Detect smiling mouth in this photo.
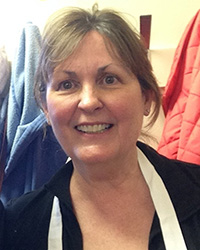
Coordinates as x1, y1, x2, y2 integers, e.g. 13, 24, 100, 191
75, 124, 113, 133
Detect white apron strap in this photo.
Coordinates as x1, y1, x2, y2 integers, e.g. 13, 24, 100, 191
48, 158, 71, 250
48, 196, 63, 250
137, 147, 187, 250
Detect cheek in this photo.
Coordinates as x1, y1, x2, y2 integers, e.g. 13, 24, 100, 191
46, 95, 72, 126
115, 92, 144, 120
115, 92, 145, 141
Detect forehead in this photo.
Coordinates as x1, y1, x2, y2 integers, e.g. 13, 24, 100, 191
53, 31, 122, 72
71, 31, 116, 59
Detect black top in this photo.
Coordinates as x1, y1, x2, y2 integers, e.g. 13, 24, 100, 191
3, 141, 200, 249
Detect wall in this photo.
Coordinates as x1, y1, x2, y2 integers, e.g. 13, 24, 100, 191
0, 0, 199, 147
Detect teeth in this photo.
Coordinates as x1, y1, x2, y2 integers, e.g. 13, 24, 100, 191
76, 124, 111, 133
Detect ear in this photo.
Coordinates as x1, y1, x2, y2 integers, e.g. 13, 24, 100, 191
45, 111, 51, 125
143, 89, 153, 116
42, 103, 51, 125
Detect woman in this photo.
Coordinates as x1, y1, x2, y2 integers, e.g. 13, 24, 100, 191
4, 4, 200, 250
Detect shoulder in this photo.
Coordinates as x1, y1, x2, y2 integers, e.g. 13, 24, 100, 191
137, 141, 200, 218
137, 141, 200, 179
137, 141, 200, 195
4, 187, 54, 250
5, 186, 53, 218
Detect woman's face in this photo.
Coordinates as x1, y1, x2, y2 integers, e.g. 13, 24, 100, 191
44, 31, 152, 166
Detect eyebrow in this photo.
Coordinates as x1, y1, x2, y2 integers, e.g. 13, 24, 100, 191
62, 64, 112, 77
97, 64, 112, 74
62, 70, 77, 77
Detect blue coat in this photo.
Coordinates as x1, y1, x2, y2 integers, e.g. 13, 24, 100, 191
0, 22, 67, 204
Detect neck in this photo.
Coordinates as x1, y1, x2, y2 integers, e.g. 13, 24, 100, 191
70, 154, 150, 206
70, 156, 154, 222
71, 148, 139, 189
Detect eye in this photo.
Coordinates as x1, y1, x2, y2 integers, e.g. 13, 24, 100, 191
104, 75, 115, 84
61, 80, 73, 89
101, 74, 120, 86
58, 79, 79, 91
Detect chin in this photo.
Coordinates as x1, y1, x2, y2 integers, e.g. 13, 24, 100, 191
73, 148, 116, 166
79, 154, 110, 164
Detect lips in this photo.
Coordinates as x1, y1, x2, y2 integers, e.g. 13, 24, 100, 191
75, 124, 112, 133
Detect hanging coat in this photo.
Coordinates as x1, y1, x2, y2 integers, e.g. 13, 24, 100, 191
0, 22, 67, 204
157, 10, 200, 165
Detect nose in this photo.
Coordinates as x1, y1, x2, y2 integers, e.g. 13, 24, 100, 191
78, 85, 103, 113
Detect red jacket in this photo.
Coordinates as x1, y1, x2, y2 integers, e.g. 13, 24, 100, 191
157, 10, 200, 164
